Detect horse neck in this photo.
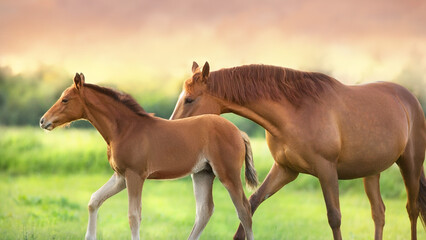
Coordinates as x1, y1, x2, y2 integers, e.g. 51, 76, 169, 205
220, 98, 293, 138
81, 88, 141, 144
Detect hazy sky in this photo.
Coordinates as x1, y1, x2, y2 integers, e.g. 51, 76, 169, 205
1, 0, 425, 86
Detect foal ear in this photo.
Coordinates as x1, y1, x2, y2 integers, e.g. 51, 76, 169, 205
202, 62, 210, 80
192, 61, 200, 73
74, 72, 85, 89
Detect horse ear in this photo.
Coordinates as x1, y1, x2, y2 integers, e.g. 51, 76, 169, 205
74, 72, 85, 89
202, 62, 210, 80
192, 61, 200, 73
79, 73, 85, 84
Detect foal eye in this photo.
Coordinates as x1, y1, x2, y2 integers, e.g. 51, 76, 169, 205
184, 98, 194, 104
61, 98, 69, 103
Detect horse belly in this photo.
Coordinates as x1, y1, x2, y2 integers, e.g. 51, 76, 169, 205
337, 155, 397, 179
336, 85, 409, 179
337, 132, 405, 179
147, 151, 204, 179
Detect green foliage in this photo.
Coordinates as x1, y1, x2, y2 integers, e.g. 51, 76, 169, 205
0, 66, 69, 126
0, 127, 109, 175
223, 113, 265, 137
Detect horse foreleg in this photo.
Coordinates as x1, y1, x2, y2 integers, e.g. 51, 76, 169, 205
125, 170, 145, 240
317, 160, 342, 240
364, 174, 385, 240
188, 170, 215, 240
85, 172, 126, 240
233, 163, 298, 240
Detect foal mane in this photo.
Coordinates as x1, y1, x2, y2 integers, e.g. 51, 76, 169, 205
84, 83, 149, 117
200, 65, 336, 105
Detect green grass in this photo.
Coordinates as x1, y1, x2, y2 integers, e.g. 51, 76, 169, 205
1, 174, 424, 240
0, 126, 425, 239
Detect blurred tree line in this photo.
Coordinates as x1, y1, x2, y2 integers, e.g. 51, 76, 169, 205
0, 66, 265, 137
0, 66, 68, 126
1, 65, 424, 138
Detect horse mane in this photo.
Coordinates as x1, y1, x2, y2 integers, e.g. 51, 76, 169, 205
199, 65, 336, 105
84, 83, 149, 117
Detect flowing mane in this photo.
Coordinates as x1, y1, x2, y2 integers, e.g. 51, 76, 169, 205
199, 65, 337, 105
84, 83, 149, 117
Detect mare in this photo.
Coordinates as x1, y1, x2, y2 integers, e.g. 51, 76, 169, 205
170, 62, 426, 240
40, 73, 259, 240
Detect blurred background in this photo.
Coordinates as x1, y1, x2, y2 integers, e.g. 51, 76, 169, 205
1, 0, 425, 134
1, 0, 426, 239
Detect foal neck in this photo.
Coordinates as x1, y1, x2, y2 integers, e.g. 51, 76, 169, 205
82, 87, 150, 144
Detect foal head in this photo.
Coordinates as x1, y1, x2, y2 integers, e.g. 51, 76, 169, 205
170, 61, 222, 119
40, 73, 86, 130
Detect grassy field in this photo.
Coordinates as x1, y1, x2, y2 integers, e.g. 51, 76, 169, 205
0, 126, 425, 239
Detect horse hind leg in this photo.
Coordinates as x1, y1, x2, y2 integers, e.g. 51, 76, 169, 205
188, 170, 215, 240
363, 174, 385, 240
396, 138, 425, 240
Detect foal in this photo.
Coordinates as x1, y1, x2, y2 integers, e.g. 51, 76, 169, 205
40, 73, 258, 240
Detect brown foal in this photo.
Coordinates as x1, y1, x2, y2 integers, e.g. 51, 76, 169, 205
171, 62, 426, 240
40, 73, 259, 240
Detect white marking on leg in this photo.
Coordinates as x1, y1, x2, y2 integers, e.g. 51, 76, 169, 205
126, 171, 144, 240
188, 171, 215, 240
85, 173, 126, 240
191, 157, 209, 174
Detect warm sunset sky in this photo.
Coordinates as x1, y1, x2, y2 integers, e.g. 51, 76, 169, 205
1, 0, 425, 90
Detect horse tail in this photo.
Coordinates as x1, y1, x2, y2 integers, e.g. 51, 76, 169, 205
418, 167, 426, 227
240, 131, 259, 190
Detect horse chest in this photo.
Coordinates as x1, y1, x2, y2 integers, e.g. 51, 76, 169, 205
267, 134, 315, 174
107, 146, 132, 175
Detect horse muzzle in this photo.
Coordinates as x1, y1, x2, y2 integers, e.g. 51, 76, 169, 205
39, 117, 53, 130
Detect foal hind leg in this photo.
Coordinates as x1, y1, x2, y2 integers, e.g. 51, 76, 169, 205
364, 174, 385, 240
85, 172, 126, 240
233, 163, 298, 240
397, 141, 424, 240
188, 170, 215, 240
219, 170, 254, 240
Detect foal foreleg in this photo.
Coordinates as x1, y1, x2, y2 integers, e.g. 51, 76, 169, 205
364, 174, 385, 240
85, 172, 126, 240
125, 170, 145, 240
188, 171, 215, 240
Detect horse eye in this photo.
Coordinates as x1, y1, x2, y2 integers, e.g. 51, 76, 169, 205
61, 98, 69, 103
184, 98, 194, 104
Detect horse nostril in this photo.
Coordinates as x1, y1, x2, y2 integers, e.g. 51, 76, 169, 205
40, 117, 44, 125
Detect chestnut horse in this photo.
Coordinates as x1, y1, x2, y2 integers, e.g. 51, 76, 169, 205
40, 73, 259, 240
170, 62, 426, 240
